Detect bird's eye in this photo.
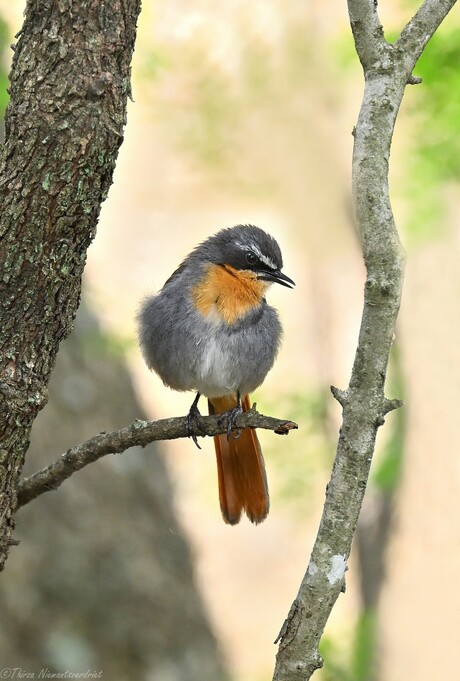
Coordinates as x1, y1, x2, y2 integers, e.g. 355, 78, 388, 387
245, 252, 258, 266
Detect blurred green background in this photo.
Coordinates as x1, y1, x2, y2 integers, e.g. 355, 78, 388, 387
1, 2, 459, 681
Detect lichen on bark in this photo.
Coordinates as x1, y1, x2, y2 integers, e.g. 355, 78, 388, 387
0, 0, 142, 571
272, 1, 457, 679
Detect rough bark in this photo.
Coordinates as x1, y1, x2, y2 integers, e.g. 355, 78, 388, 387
0, 0, 141, 570
272, 1, 457, 679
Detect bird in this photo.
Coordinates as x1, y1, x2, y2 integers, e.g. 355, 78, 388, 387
137, 224, 294, 525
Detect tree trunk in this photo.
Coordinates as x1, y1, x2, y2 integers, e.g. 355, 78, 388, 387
0, 0, 141, 570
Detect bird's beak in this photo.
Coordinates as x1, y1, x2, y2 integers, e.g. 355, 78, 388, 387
257, 269, 295, 288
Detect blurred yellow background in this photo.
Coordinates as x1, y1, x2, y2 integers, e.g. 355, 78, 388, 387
2, 2, 460, 680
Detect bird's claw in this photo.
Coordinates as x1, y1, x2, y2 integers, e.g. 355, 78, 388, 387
218, 404, 243, 442
186, 403, 203, 450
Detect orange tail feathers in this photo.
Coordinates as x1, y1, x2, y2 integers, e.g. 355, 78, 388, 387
208, 394, 269, 525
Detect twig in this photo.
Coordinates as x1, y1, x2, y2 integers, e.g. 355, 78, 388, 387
17, 409, 297, 509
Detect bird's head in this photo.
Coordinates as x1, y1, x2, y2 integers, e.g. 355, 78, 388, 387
199, 224, 295, 289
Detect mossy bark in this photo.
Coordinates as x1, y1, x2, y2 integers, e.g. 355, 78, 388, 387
0, 0, 141, 571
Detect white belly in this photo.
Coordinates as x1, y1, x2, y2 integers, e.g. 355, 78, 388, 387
195, 336, 236, 398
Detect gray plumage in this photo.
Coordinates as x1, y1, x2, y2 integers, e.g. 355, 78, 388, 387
137, 225, 289, 399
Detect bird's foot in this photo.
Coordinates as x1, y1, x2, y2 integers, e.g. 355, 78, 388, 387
218, 403, 243, 442
187, 395, 203, 450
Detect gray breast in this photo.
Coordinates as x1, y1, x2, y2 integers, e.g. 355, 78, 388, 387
193, 304, 282, 397
137, 281, 282, 398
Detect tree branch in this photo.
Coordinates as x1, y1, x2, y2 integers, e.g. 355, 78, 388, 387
17, 410, 298, 509
272, 1, 457, 678
397, 0, 458, 65
347, 0, 385, 69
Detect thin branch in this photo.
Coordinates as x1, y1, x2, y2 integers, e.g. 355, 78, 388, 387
17, 410, 297, 509
347, 0, 385, 68
272, 0, 457, 678
397, 0, 458, 66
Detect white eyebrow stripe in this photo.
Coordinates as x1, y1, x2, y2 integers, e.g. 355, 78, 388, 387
235, 240, 278, 271
258, 252, 278, 270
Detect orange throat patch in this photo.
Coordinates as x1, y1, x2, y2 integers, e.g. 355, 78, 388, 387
192, 263, 268, 324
